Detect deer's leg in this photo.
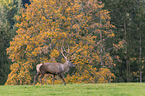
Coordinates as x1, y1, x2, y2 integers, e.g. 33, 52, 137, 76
45, 76, 47, 84
33, 72, 40, 85
52, 75, 55, 85
52, 74, 56, 85
44, 74, 49, 84
58, 73, 66, 85
40, 74, 44, 85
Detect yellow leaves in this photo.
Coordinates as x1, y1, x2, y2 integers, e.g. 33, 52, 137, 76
101, 10, 110, 20
92, 53, 100, 62
10, 63, 19, 70
76, 47, 83, 53
5, 61, 33, 85
58, 32, 67, 39
66, 7, 72, 12
75, 14, 83, 19
96, 68, 115, 83
42, 16, 46, 20
67, 17, 72, 21
50, 49, 59, 58
72, 24, 80, 29
60, 16, 66, 20
82, 50, 88, 56
113, 40, 125, 50
91, 23, 101, 28
15, 22, 20, 27
107, 33, 115, 38
118, 40, 125, 48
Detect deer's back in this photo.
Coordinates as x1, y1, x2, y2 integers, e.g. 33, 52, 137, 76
41, 62, 64, 74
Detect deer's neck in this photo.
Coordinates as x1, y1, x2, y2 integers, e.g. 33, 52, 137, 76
63, 61, 69, 72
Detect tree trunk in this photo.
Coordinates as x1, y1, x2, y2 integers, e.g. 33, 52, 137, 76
124, 20, 129, 82
99, 8, 103, 67
140, 31, 142, 83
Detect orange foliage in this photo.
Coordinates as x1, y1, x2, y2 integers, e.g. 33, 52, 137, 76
5, 0, 121, 85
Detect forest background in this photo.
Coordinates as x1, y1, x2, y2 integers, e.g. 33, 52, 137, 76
0, 0, 145, 85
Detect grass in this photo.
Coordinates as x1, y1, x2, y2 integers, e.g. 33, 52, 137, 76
0, 83, 145, 96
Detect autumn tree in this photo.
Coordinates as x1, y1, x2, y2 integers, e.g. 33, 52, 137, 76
5, 0, 121, 85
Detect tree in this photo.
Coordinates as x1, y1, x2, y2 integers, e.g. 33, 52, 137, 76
5, 0, 121, 85
0, 4, 11, 85
0, 0, 23, 85
102, 0, 145, 82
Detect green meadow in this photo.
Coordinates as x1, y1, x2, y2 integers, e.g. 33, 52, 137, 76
0, 83, 145, 96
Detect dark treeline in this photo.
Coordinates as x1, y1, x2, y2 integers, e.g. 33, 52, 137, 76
0, 0, 30, 84
102, 0, 145, 82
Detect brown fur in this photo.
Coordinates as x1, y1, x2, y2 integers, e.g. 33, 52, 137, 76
33, 60, 75, 85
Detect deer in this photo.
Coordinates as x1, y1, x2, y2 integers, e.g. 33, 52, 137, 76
33, 45, 75, 85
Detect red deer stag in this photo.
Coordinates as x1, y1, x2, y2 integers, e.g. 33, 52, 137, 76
33, 45, 75, 85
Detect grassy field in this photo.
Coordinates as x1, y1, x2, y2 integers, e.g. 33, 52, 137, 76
0, 83, 145, 96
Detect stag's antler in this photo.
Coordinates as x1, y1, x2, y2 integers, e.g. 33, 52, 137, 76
61, 44, 70, 60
